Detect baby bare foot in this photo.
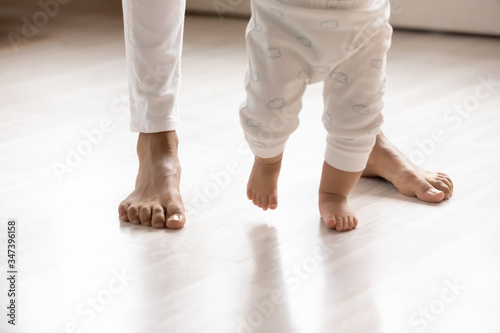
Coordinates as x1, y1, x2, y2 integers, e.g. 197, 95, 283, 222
319, 162, 362, 231
247, 153, 282, 210
118, 131, 185, 229
363, 132, 454, 202
319, 194, 358, 231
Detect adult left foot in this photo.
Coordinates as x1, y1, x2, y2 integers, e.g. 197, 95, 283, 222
363, 132, 454, 203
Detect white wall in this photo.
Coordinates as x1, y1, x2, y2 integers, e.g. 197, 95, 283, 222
187, 0, 500, 36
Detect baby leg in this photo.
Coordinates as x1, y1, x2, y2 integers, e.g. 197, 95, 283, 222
241, 73, 307, 210
240, 7, 308, 210
320, 14, 393, 231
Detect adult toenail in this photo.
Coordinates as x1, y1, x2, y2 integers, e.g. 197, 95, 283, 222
167, 214, 182, 222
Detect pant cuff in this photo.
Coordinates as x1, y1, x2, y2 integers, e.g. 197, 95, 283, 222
130, 118, 180, 133
249, 144, 286, 160
324, 144, 372, 172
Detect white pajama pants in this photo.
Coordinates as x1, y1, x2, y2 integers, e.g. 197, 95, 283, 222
122, 0, 185, 133
240, 0, 393, 172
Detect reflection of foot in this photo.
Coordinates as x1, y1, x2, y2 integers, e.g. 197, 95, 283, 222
363, 132, 454, 203
118, 131, 185, 229
319, 162, 361, 232
246, 153, 282, 210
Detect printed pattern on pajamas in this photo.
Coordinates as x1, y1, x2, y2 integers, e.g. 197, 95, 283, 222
240, 0, 393, 172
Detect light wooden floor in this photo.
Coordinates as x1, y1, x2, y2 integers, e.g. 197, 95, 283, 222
1, 1, 500, 333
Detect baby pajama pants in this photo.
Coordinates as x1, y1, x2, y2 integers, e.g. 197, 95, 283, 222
122, 0, 185, 133
240, 0, 393, 172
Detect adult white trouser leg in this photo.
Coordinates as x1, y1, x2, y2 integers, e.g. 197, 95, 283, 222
122, 0, 186, 133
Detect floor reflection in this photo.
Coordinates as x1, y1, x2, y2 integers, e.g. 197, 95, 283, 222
243, 224, 299, 333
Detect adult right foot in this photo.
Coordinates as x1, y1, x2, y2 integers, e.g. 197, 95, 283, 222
118, 131, 185, 229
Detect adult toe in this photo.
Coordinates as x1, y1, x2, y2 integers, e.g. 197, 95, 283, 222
139, 206, 152, 226
151, 205, 166, 229
415, 181, 445, 203
165, 195, 185, 229
127, 204, 141, 224
118, 202, 130, 222
437, 175, 454, 196
430, 179, 452, 199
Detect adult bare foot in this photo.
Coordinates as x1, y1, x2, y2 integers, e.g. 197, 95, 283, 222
118, 131, 185, 229
363, 132, 454, 203
247, 153, 282, 210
